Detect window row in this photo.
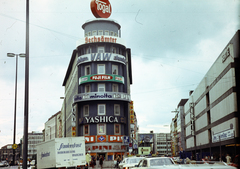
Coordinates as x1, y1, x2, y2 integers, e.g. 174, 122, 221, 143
84, 123, 121, 135
85, 30, 118, 37
85, 83, 119, 93
83, 104, 120, 116
85, 64, 118, 75
79, 46, 125, 56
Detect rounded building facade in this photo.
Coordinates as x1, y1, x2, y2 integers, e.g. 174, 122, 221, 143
72, 19, 132, 159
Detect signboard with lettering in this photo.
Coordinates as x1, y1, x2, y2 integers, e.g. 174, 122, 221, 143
79, 74, 124, 85
74, 92, 131, 103
77, 53, 126, 65
79, 115, 126, 124
77, 36, 126, 46
85, 143, 126, 153
212, 129, 234, 143
85, 135, 123, 143
91, 0, 112, 18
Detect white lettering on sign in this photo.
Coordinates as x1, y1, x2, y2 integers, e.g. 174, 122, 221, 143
109, 135, 122, 142
85, 116, 119, 123
95, 0, 111, 14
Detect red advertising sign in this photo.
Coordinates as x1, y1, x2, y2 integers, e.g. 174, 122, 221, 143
85, 136, 96, 143
90, 0, 112, 18
108, 135, 123, 142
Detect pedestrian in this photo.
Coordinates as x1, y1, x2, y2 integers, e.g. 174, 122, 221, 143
148, 151, 153, 157
86, 152, 91, 167
179, 147, 186, 164
226, 154, 231, 164
99, 155, 104, 169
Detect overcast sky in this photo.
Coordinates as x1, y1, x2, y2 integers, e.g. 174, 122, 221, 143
0, 0, 239, 147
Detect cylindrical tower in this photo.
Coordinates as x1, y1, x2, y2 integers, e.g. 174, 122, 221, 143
73, 18, 132, 159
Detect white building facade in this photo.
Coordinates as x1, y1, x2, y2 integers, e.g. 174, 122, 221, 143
184, 30, 240, 160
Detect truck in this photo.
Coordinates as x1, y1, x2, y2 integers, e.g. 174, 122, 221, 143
37, 137, 86, 169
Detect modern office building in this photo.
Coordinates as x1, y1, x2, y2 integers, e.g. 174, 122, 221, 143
20, 131, 43, 160
184, 30, 240, 160
155, 133, 172, 156
61, 2, 133, 159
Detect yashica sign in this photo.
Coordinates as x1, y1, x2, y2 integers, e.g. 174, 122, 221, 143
91, 0, 112, 18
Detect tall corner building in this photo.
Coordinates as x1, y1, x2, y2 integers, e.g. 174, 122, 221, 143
62, 17, 133, 159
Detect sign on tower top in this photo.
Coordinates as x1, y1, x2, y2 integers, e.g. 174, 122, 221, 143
90, 0, 112, 18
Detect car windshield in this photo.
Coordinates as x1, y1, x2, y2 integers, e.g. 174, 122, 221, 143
149, 158, 174, 166
129, 158, 142, 164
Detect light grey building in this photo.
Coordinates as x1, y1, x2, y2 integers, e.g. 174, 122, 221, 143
184, 30, 240, 160
155, 133, 172, 156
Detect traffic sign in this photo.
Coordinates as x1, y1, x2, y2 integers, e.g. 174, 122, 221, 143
123, 136, 129, 145
12, 144, 18, 149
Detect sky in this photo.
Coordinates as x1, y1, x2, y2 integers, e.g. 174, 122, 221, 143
0, 0, 239, 148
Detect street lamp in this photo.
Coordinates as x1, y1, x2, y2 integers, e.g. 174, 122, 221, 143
7, 53, 26, 165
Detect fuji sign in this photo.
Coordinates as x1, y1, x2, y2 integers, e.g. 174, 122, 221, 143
90, 0, 112, 18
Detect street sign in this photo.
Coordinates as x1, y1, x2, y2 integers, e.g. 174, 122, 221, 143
12, 144, 17, 149
129, 143, 132, 147
123, 136, 129, 145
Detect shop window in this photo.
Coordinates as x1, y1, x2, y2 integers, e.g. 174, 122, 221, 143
98, 30, 103, 35
98, 83, 105, 92
112, 65, 118, 75
97, 124, 106, 135
85, 65, 91, 75
85, 84, 90, 93
114, 124, 120, 135
105, 30, 109, 35
83, 105, 89, 116
98, 104, 106, 115
98, 64, 105, 74
114, 104, 120, 116
112, 84, 118, 92
84, 125, 89, 135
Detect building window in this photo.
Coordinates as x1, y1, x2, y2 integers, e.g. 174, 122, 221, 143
98, 46, 104, 53
105, 30, 109, 35
85, 65, 91, 75
98, 64, 105, 74
112, 47, 116, 53
114, 32, 118, 37
112, 84, 118, 92
114, 104, 120, 116
110, 31, 114, 36
98, 30, 103, 35
85, 33, 88, 37
97, 124, 106, 135
86, 47, 91, 54
98, 104, 106, 115
115, 124, 120, 135
85, 84, 90, 93
98, 83, 105, 92
88, 31, 91, 36
112, 65, 118, 75
83, 105, 89, 116
84, 125, 89, 135
92, 30, 97, 36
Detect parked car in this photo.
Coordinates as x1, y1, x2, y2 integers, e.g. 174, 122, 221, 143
133, 157, 237, 169
0, 162, 5, 167
1, 161, 9, 167
119, 157, 144, 169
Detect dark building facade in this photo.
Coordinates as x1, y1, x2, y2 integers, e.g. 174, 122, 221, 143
63, 18, 132, 160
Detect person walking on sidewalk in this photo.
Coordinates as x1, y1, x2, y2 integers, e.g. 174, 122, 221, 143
99, 155, 104, 169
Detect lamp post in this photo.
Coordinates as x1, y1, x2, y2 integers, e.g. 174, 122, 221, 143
7, 53, 26, 165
